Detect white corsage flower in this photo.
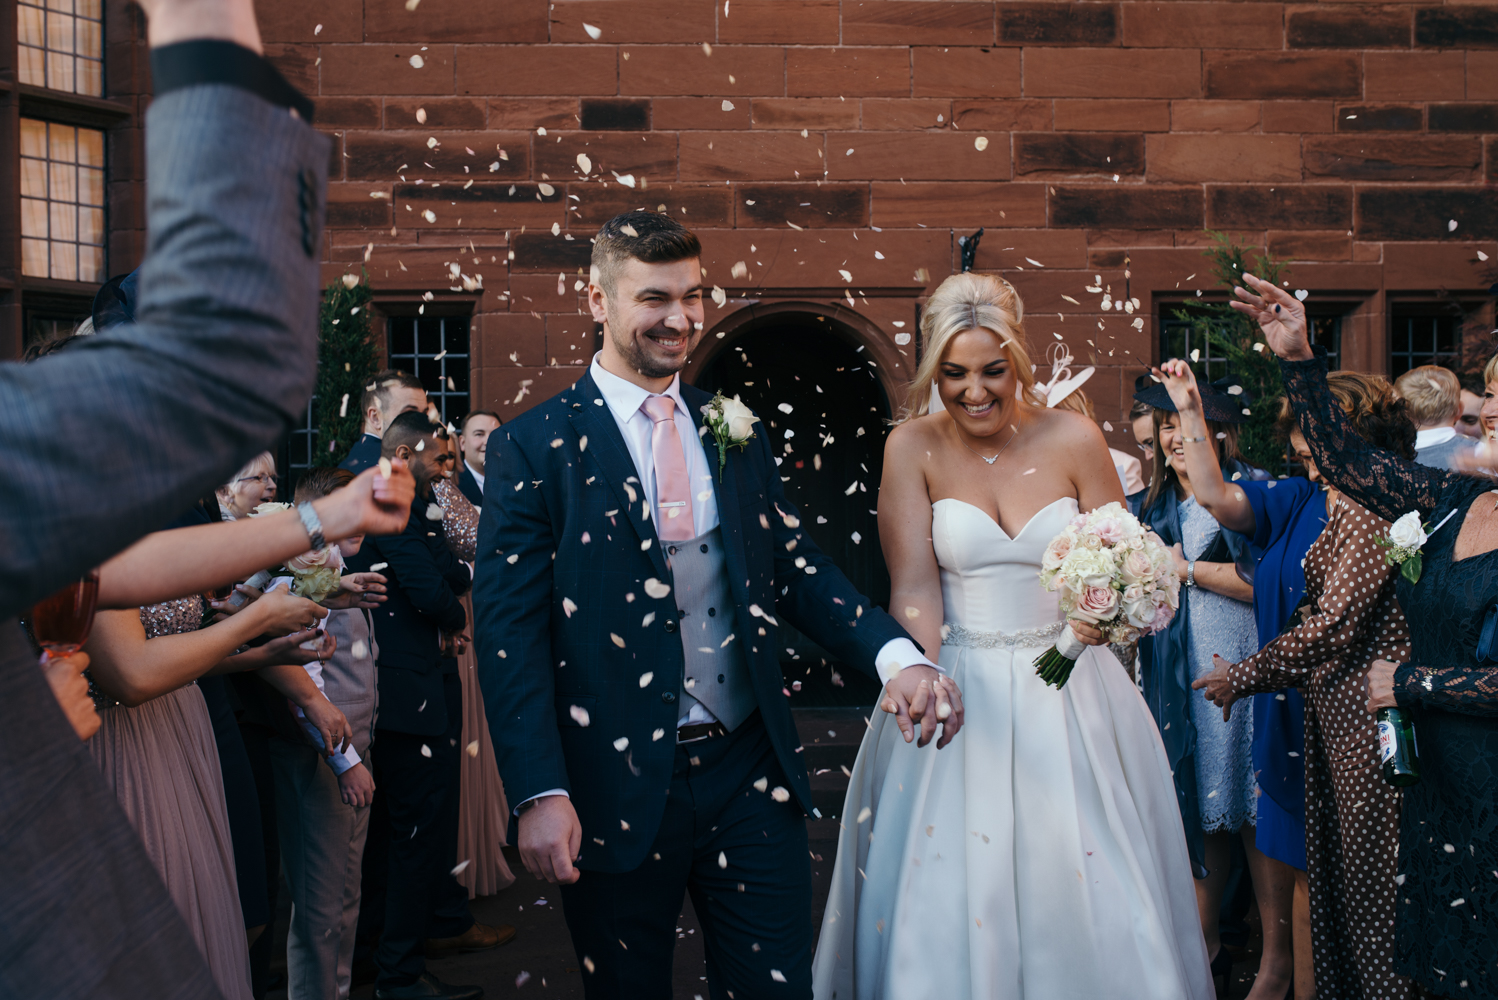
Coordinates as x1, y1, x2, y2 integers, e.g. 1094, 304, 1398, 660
701, 391, 760, 481
1379, 510, 1431, 584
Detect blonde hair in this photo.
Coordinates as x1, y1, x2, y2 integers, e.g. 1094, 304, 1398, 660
903, 272, 1042, 421
1482, 354, 1498, 395
1394, 365, 1461, 427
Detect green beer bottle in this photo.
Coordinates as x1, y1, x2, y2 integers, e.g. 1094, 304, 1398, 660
1377, 706, 1421, 787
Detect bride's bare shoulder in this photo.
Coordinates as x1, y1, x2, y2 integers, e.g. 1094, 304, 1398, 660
885, 411, 948, 460
1028, 405, 1108, 449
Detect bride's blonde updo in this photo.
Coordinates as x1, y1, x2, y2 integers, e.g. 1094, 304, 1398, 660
900, 272, 1043, 421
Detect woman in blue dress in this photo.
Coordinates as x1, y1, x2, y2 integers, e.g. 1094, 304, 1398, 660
1131, 376, 1295, 999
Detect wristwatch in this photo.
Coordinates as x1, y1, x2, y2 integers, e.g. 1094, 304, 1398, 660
297, 500, 327, 551
1186, 560, 1197, 588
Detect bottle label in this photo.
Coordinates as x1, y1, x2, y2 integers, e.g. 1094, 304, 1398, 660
1378, 719, 1397, 764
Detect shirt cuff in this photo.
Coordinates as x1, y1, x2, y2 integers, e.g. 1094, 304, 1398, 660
326, 745, 362, 775
515, 789, 569, 816
150, 40, 315, 122
875, 637, 943, 686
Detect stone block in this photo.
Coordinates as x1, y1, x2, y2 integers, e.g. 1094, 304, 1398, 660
1471, 53, 1498, 100
1358, 188, 1498, 241
1207, 185, 1352, 229
1170, 101, 1261, 132
1013, 133, 1145, 176
1304, 136, 1481, 181
655, 97, 752, 129
737, 183, 870, 229
1261, 100, 1334, 133
549, 1, 715, 44
623, 45, 786, 97
999, 4, 1118, 45
787, 47, 911, 98
579, 98, 651, 131
385, 98, 486, 129
1050, 187, 1203, 229
1363, 52, 1465, 101
571, 182, 735, 226
1122, 3, 1283, 48
753, 99, 862, 131
511, 232, 595, 272
1147, 134, 1302, 183
328, 183, 393, 228
264, 43, 318, 95
480, 365, 586, 418
344, 130, 531, 181
1335, 105, 1423, 131
842, 1, 996, 45
1286, 6, 1411, 48
871, 182, 1047, 227
1416, 7, 1498, 48
534, 132, 678, 184
257, 0, 361, 42
913, 46, 1022, 99
315, 96, 382, 129
458, 46, 618, 96
824, 130, 1012, 180
718, 0, 840, 44
396, 182, 566, 230
1429, 104, 1498, 132
509, 272, 587, 309
693, 228, 952, 291
1025, 48, 1201, 98
545, 313, 601, 366
966, 229, 1090, 270
679, 131, 825, 181
489, 99, 581, 130
474, 312, 547, 368
1267, 231, 1353, 261
365, 0, 547, 43
953, 99, 1055, 131
1053, 100, 1170, 132
1204, 53, 1360, 100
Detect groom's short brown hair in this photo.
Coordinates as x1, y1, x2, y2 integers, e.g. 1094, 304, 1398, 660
591, 211, 701, 296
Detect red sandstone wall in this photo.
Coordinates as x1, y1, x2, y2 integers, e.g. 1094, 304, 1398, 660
252, 0, 1498, 428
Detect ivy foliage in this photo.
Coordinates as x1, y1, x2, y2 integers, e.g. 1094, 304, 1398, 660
1169, 232, 1288, 475
314, 272, 378, 469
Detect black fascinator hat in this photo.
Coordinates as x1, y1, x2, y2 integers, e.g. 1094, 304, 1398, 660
91, 269, 139, 333
1133, 371, 1253, 424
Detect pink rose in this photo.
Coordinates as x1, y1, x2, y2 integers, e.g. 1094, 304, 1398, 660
1094, 517, 1124, 546
1070, 584, 1120, 624
288, 547, 336, 572
1120, 549, 1153, 585
1149, 597, 1177, 632
1043, 533, 1074, 571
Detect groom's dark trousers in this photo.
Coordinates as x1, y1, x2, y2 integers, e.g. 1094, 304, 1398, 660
473, 370, 917, 1000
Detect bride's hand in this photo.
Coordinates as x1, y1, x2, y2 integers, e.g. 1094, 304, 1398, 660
1192, 654, 1239, 721
882, 666, 964, 749
1152, 359, 1202, 415
1068, 621, 1106, 646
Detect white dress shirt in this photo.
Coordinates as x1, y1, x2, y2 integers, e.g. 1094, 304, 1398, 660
465, 460, 485, 495
1415, 425, 1457, 449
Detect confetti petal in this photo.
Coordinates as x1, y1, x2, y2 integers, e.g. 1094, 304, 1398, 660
582, 21, 602, 39
974, 136, 989, 151
613, 737, 629, 751
644, 578, 672, 599
570, 705, 591, 726
639, 671, 654, 688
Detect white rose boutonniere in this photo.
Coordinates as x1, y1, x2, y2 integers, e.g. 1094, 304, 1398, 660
1379, 510, 1431, 584
701, 392, 760, 481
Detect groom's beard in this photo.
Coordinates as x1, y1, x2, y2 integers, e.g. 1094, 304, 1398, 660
608, 316, 698, 380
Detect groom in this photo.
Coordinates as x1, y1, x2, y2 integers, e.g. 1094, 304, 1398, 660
473, 212, 962, 998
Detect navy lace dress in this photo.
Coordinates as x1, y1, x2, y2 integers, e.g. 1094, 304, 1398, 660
1283, 352, 1498, 998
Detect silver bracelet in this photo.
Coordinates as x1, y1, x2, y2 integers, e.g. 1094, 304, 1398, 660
297, 500, 327, 551
1186, 560, 1197, 588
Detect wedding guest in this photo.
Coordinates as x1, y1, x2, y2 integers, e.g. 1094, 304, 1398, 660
1396, 366, 1478, 470
432, 436, 518, 903
268, 466, 382, 1000
1241, 272, 1498, 1000
1190, 367, 1418, 999
1130, 376, 1296, 997
456, 410, 500, 507
218, 451, 279, 519
345, 412, 498, 1000
1456, 369, 1486, 440
1131, 397, 1156, 477
343, 370, 427, 474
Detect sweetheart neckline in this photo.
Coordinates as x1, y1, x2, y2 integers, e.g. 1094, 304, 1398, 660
932, 495, 1077, 542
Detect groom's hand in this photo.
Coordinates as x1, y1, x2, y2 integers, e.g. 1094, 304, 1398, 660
882, 666, 964, 749
518, 795, 582, 884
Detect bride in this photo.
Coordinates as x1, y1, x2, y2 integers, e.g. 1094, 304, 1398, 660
812, 273, 1212, 999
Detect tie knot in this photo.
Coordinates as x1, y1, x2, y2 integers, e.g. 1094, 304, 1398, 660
642, 395, 676, 424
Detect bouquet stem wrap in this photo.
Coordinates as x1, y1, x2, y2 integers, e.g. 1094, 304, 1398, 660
1034, 624, 1088, 687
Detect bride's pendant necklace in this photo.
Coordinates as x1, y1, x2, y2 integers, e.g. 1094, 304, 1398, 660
958, 423, 1020, 465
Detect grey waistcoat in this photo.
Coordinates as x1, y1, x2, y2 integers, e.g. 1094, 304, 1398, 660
669, 527, 757, 731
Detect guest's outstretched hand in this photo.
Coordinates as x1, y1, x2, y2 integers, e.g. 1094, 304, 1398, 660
1192, 654, 1240, 721
317, 459, 416, 541
320, 572, 388, 610
1230, 274, 1312, 362
1153, 359, 1202, 415
882, 666, 964, 749
252, 583, 326, 636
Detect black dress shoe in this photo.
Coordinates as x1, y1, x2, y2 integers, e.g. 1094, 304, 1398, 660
373, 972, 484, 1000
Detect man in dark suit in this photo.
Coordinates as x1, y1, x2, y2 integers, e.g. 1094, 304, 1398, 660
455, 410, 501, 507
0, 1, 342, 996
473, 213, 965, 999
342, 369, 428, 473
347, 412, 500, 1000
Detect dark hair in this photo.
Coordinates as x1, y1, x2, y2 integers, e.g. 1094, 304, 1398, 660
591, 211, 702, 296
359, 369, 425, 425
294, 466, 356, 503
1460, 365, 1490, 397
1143, 410, 1243, 513
1128, 399, 1153, 421
381, 410, 448, 457
459, 409, 502, 432
1273, 371, 1416, 461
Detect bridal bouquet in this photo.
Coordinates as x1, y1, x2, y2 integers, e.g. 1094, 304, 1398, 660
248, 502, 344, 603
1034, 502, 1180, 689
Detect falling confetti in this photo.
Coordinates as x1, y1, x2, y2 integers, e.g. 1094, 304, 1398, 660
753, 776, 769, 792
466, 741, 479, 757
409, 54, 424, 69
451, 859, 470, 876
718, 851, 728, 869
420, 744, 432, 757
974, 136, 989, 151
639, 671, 654, 688
644, 578, 672, 599
582, 21, 602, 38
771, 786, 790, 802
722, 99, 735, 111
577, 152, 592, 174
613, 737, 629, 751
570, 705, 591, 726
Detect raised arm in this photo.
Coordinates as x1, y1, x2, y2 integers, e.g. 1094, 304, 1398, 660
1234, 274, 1450, 522
1153, 360, 1255, 535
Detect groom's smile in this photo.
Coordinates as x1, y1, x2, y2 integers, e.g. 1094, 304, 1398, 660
591, 255, 705, 389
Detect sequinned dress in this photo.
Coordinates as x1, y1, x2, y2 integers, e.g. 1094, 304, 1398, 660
1226, 495, 1413, 998
1283, 352, 1498, 998
87, 597, 252, 1000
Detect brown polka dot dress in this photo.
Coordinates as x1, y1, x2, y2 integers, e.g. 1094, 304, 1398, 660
1227, 494, 1415, 999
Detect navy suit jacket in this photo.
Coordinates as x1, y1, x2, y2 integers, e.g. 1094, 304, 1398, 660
457, 465, 484, 507
341, 433, 382, 474
347, 500, 470, 737
473, 371, 912, 873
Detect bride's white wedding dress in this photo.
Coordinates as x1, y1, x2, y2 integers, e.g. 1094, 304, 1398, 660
812, 496, 1212, 1000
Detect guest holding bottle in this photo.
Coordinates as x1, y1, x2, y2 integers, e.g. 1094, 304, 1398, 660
1242, 274, 1498, 1000
1130, 376, 1296, 998
1172, 361, 1420, 998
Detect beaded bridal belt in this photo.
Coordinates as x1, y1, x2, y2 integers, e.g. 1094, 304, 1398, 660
942, 621, 1066, 649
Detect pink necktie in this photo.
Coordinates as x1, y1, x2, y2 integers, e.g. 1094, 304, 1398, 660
642, 395, 696, 541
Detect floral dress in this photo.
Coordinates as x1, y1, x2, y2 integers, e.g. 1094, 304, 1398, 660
1227, 495, 1413, 999
1283, 352, 1498, 998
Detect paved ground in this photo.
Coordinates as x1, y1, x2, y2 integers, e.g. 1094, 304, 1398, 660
266, 707, 1269, 999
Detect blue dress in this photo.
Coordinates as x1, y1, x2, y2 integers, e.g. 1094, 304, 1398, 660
1241, 478, 1326, 871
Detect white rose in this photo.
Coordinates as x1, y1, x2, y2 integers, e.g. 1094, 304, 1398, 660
1388, 511, 1427, 551
719, 396, 760, 441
